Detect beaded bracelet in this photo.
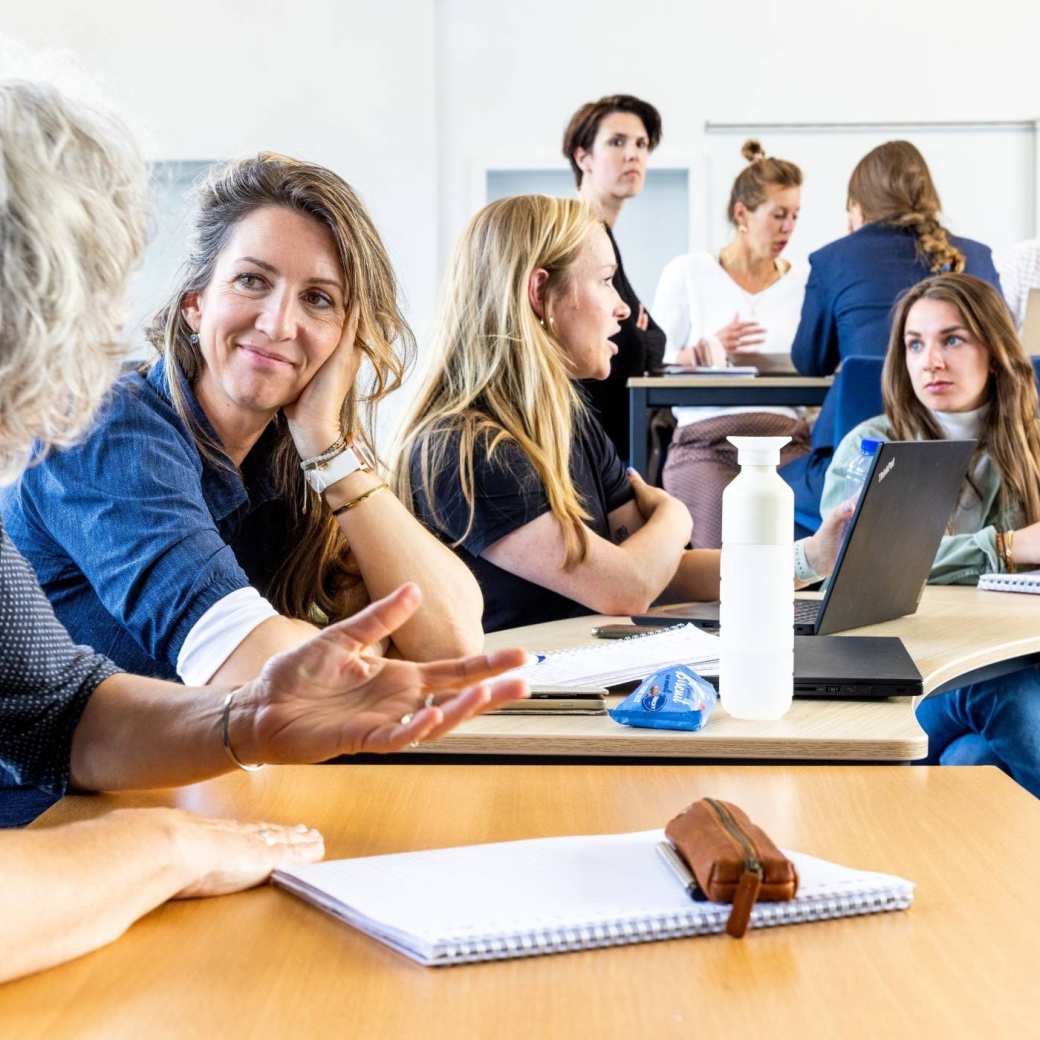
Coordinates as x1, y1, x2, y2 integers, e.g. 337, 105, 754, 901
300, 434, 348, 472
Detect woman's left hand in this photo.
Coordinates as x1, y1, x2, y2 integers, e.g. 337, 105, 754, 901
284, 304, 362, 460
230, 583, 528, 764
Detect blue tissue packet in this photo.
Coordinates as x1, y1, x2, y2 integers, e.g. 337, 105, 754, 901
608, 664, 717, 732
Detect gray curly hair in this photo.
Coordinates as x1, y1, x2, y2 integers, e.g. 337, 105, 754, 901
0, 79, 151, 484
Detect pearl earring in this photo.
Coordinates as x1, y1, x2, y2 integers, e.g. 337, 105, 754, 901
189, 333, 200, 346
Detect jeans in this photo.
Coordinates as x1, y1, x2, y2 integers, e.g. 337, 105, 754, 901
915, 665, 1040, 798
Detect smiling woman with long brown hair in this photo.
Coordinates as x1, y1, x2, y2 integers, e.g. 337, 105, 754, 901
2, 152, 484, 686
820, 272, 1040, 797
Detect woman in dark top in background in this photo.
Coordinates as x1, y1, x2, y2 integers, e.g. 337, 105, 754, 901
393, 195, 851, 633
781, 140, 1001, 530
562, 94, 667, 459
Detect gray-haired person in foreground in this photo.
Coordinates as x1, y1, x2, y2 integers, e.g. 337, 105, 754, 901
0, 79, 525, 984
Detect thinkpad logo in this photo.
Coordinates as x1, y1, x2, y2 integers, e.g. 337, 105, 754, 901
877, 458, 895, 483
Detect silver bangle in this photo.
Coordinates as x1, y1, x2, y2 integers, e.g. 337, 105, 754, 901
221, 691, 264, 772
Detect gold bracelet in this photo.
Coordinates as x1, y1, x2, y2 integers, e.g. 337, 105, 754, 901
995, 530, 1006, 571
1007, 528, 1017, 573
331, 481, 388, 517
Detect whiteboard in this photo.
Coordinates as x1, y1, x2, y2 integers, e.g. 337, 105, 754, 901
699, 123, 1039, 265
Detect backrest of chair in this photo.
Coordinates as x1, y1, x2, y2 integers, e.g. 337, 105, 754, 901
832, 356, 885, 446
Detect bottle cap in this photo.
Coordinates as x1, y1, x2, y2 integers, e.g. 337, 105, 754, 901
860, 438, 882, 456
726, 435, 791, 466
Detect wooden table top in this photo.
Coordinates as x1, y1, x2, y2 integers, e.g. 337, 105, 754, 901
411, 585, 1038, 762
7, 763, 1036, 1037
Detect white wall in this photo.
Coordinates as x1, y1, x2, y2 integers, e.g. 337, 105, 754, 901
438, 0, 1040, 271
2, 0, 438, 445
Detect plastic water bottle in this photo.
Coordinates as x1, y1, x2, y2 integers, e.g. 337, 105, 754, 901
719, 436, 794, 720
844, 438, 882, 503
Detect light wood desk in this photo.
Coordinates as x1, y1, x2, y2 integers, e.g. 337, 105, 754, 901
409, 585, 1040, 763
6, 764, 1037, 1037
627, 373, 833, 474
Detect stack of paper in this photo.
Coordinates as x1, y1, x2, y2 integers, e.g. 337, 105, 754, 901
506, 624, 720, 691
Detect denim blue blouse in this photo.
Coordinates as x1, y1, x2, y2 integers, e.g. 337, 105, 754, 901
0, 359, 293, 680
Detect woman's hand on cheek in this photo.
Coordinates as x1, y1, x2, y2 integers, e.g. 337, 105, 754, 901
284, 304, 362, 459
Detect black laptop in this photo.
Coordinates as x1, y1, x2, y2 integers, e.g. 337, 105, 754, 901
634, 439, 976, 636
695, 635, 921, 699
788, 635, 921, 698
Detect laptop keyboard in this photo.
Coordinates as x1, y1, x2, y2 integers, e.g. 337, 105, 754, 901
794, 600, 822, 625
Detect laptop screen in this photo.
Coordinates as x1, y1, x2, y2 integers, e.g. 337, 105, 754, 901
814, 439, 975, 635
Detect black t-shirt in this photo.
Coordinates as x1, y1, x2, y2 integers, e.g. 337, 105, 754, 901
580, 224, 666, 460
411, 414, 635, 632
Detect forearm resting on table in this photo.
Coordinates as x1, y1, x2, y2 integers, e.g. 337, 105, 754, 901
0, 810, 193, 983
325, 472, 485, 658
612, 523, 692, 611
660, 548, 722, 604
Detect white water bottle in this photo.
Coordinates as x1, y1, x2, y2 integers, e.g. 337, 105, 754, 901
719, 436, 794, 720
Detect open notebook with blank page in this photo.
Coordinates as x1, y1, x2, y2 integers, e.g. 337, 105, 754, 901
505, 624, 720, 691
274, 828, 913, 967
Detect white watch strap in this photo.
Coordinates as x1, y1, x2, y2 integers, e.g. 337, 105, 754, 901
793, 538, 822, 585
304, 446, 368, 493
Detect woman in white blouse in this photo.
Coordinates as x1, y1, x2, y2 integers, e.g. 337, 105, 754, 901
651, 140, 808, 547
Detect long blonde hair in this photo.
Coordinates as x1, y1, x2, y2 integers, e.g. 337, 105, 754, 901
883, 273, 1040, 524
847, 141, 964, 274
147, 153, 414, 621
0, 80, 150, 485
393, 195, 599, 568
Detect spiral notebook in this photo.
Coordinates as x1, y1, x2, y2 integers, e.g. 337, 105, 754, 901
506, 625, 720, 691
273, 828, 914, 966
978, 570, 1040, 595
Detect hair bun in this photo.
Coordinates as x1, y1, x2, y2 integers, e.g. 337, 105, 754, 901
741, 138, 766, 163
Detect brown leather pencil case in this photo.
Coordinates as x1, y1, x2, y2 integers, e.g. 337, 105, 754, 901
665, 797, 799, 938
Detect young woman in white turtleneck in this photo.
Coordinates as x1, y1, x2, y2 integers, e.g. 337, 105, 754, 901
819, 273, 1040, 799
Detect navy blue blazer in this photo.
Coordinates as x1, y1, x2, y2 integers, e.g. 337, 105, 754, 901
791, 222, 1001, 454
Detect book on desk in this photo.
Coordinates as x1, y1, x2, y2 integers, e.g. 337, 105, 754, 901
273, 828, 914, 966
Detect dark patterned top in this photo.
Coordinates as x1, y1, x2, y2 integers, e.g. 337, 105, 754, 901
0, 519, 119, 824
